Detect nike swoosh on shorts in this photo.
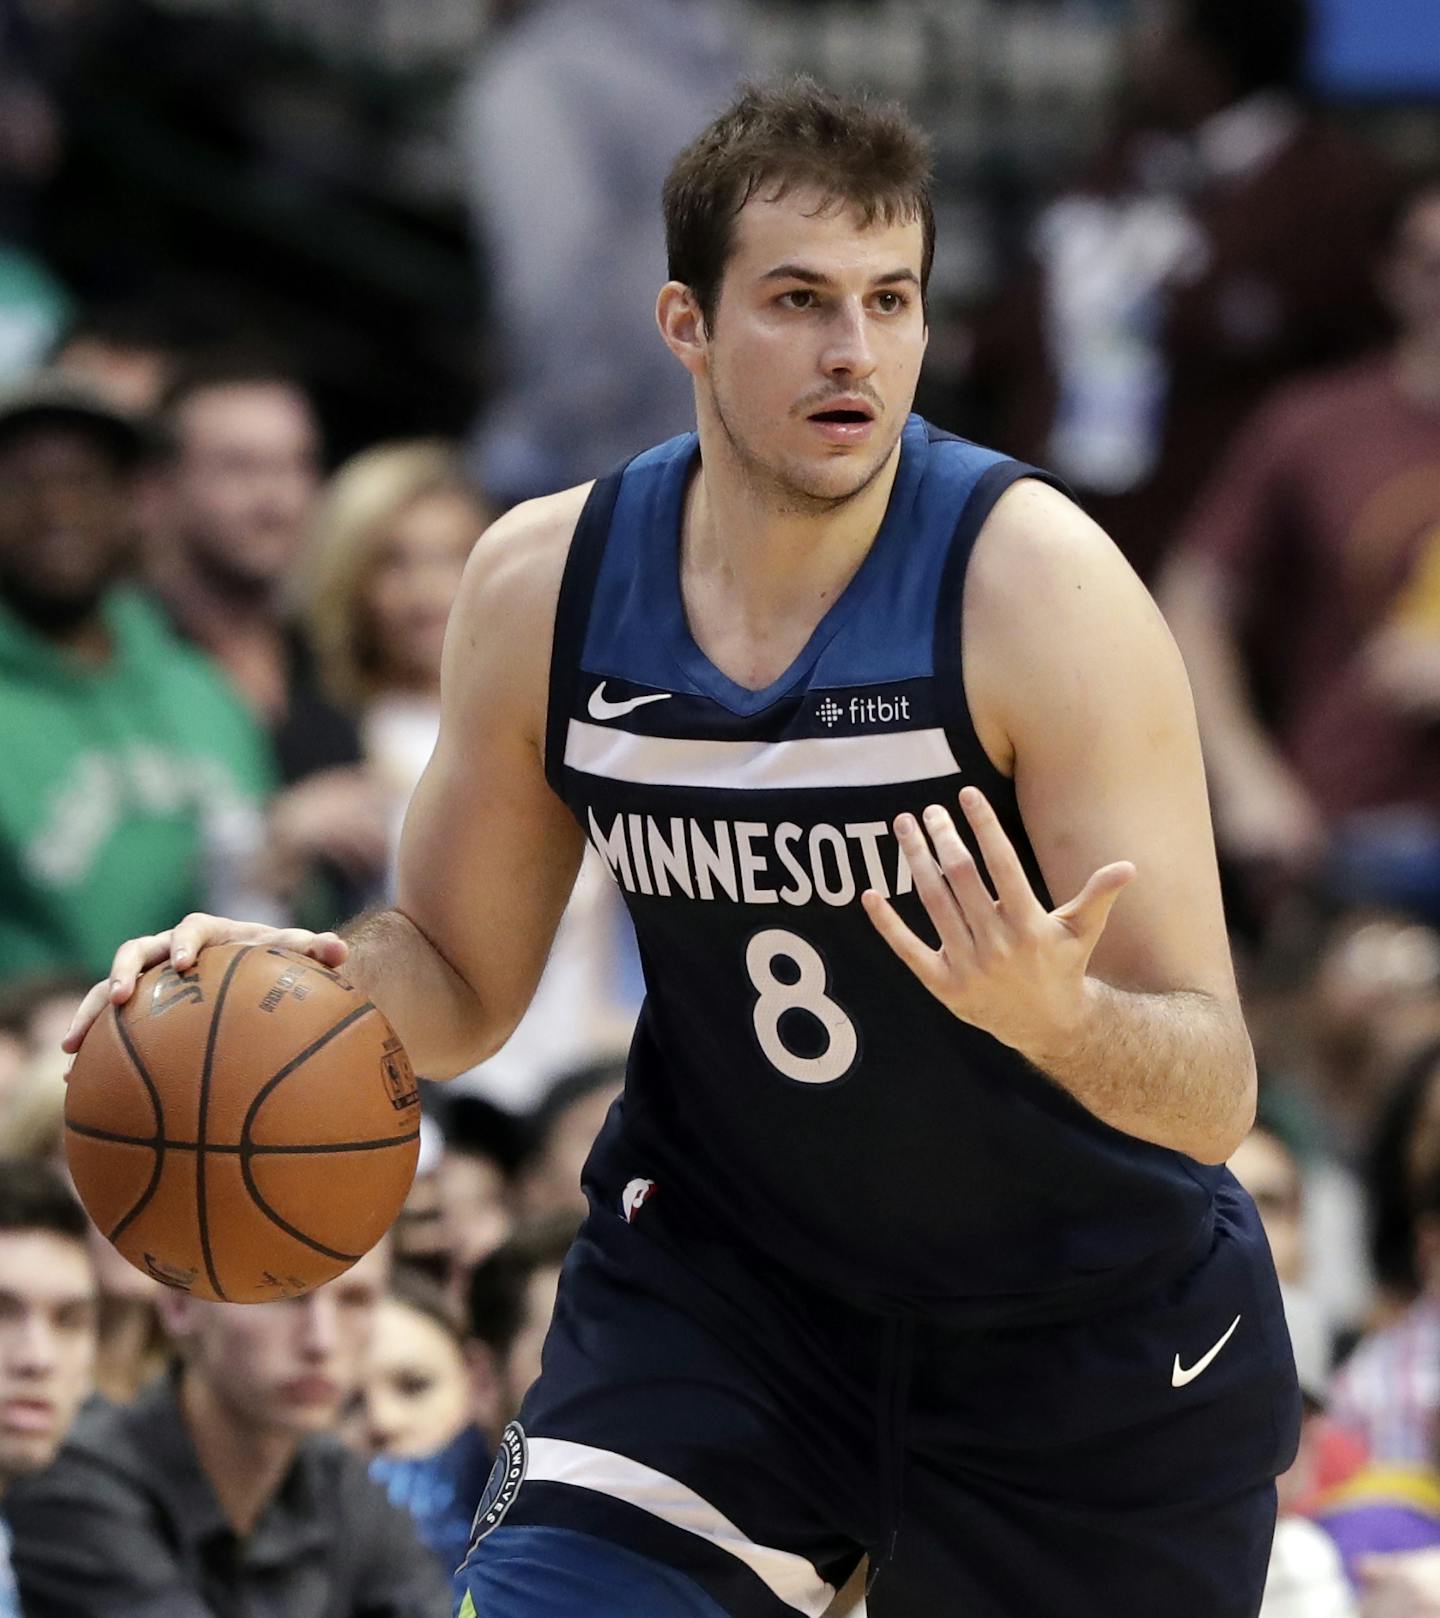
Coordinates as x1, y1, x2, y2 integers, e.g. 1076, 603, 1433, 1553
1171, 1314, 1242, 1388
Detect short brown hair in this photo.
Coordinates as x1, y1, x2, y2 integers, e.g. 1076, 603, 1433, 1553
664, 77, 935, 330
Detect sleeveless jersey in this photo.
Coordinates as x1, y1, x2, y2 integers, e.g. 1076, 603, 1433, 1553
545, 414, 1221, 1324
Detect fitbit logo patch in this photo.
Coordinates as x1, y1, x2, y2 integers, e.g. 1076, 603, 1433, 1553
817, 693, 914, 728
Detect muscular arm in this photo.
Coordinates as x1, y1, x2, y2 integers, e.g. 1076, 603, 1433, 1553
329, 488, 590, 1078
964, 481, 1254, 1164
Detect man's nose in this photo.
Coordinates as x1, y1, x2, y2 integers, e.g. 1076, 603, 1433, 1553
294, 1293, 338, 1358
821, 301, 877, 380
6, 1311, 60, 1377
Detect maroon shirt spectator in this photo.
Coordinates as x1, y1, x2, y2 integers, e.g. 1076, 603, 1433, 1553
1163, 179, 1440, 882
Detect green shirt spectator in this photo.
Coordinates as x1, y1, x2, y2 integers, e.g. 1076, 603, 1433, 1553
0, 372, 275, 989
0, 586, 273, 984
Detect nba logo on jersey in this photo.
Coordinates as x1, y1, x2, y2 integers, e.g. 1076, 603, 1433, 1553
621, 1178, 657, 1223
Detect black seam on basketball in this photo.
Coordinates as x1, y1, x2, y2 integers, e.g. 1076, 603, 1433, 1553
196, 947, 251, 1302
68, 1120, 159, 1149
68, 1123, 419, 1155
236, 1001, 380, 1265
237, 1001, 378, 1146
246, 1132, 420, 1155
229, 1185, 362, 1264
106, 1007, 167, 1244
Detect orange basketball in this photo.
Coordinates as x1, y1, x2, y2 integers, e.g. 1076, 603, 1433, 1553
64, 943, 420, 1303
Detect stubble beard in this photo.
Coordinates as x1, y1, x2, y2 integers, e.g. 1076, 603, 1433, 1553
708, 376, 902, 519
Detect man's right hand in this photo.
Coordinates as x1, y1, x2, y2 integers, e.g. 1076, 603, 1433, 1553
62, 916, 347, 1056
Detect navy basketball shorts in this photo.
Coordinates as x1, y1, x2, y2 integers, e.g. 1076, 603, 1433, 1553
456, 1178, 1301, 1618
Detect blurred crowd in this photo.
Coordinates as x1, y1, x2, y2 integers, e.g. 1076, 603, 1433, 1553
0, 0, 1439, 1614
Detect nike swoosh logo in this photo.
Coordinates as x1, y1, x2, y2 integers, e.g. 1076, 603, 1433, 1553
587, 683, 674, 722
1171, 1314, 1242, 1388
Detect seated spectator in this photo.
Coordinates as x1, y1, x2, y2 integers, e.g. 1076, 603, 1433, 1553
359, 1268, 492, 1578
7, 1242, 449, 1616
466, 1211, 583, 1433
1230, 1119, 1368, 1510
514, 1059, 625, 1223
0, 972, 87, 1114
145, 348, 388, 923
1330, 1157, 1440, 1465
0, 371, 275, 987
301, 441, 639, 1105
1365, 1037, 1440, 1326
0, 1161, 97, 1618
432, 1096, 523, 1300
1162, 176, 1440, 919
1257, 1283, 1359, 1617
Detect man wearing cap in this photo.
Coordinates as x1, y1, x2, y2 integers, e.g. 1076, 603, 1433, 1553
0, 372, 275, 988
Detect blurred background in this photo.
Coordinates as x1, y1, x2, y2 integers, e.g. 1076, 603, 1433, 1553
3, 2, 1440, 1613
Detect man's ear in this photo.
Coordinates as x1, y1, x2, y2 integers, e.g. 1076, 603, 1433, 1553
656, 282, 709, 379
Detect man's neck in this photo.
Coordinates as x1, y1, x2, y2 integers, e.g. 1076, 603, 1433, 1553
155, 543, 289, 718
683, 422, 903, 639
1, 589, 114, 666
179, 1370, 301, 1539
157, 541, 279, 647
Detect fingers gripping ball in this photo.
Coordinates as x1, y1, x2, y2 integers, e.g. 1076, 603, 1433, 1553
64, 944, 420, 1303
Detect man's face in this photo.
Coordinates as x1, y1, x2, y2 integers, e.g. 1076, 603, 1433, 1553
0, 427, 133, 631
694, 188, 927, 514
182, 1244, 387, 1438
167, 382, 321, 591
519, 1083, 620, 1222
437, 1151, 512, 1275
1386, 194, 1440, 347
0, 1231, 97, 1485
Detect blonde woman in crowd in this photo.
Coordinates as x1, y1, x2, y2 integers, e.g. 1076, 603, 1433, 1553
303, 441, 638, 1111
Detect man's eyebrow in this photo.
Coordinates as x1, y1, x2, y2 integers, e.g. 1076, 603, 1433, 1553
759, 265, 921, 288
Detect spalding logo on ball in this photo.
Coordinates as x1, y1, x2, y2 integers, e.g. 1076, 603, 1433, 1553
65, 943, 421, 1303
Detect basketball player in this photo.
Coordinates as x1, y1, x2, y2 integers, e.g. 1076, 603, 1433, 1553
66, 80, 1300, 1617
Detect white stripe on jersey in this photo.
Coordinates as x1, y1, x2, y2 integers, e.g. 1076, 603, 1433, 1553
564, 719, 961, 790
525, 1436, 836, 1615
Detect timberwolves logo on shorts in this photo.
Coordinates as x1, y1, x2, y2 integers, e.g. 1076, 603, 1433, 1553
469, 1421, 528, 1547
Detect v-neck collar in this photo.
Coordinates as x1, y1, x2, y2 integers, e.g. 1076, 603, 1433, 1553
657, 416, 925, 715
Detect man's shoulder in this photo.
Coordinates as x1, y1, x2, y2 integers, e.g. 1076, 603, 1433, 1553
455, 481, 597, 631
485, 481, 596, 553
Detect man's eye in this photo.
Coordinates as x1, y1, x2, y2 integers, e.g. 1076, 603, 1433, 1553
779, 290, 815, 310
875, 291, 907, 313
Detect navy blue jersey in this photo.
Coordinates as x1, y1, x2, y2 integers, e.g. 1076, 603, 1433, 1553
545, 414, 1221, 1324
